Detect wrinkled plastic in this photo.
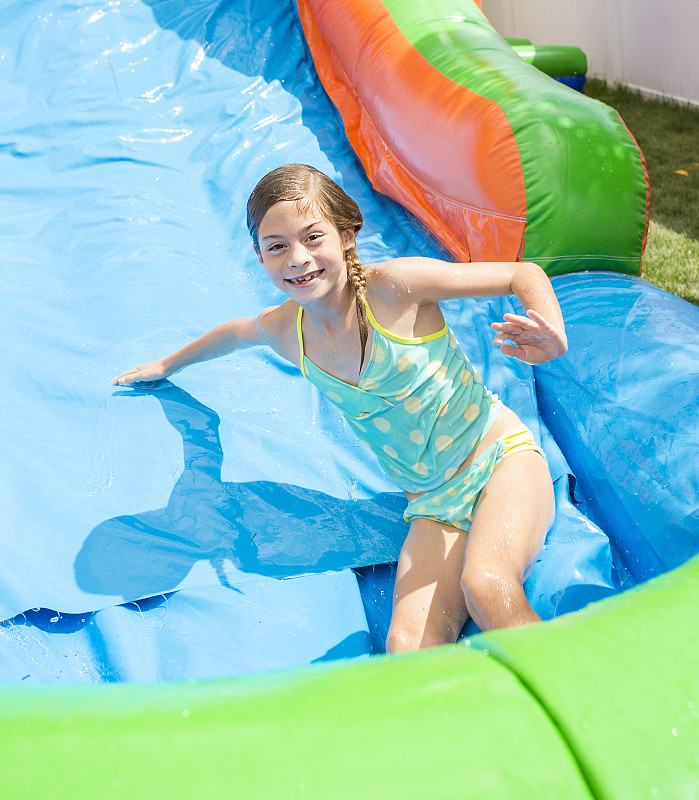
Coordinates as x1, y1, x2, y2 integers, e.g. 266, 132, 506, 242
0, 0, 675, 685
0, 573, 371, 684
535, 272, 699, 583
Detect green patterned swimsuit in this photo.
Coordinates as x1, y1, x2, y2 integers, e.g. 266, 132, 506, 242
298, 300, 544, 531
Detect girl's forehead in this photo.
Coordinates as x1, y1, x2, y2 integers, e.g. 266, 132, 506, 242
259, 199, 329, 233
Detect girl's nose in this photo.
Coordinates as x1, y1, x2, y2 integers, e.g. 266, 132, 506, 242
288, 241, 311, 268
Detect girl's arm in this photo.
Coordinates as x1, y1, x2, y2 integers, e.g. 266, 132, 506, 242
372, 257, 567, 365
111, 308, 278, 385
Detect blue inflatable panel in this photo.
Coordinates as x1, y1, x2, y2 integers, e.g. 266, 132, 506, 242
0, 0, 635, 682
535, 272, 699, 582
557, 75, 586, 93
0, 571, 370, 684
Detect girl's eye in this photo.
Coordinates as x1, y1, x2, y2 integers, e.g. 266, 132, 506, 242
307, 233, 323, 242
269, 243, 285, 252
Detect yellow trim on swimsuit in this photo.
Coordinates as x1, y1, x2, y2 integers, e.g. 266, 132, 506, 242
296, 305, 308, 379
363, 301, 448, 345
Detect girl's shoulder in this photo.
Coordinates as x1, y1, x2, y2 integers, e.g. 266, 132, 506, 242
255, 300, 301, 366
366, 257, 442, 307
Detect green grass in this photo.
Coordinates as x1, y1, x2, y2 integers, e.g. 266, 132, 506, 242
585, 78, 699, 305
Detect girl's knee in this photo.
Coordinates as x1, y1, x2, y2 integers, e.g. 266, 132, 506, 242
460, 563, 521, 614
385, 625, 420, 654
385, 615, 461, 653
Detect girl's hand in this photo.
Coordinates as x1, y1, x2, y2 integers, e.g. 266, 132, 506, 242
491, 309, 568, 365
111, 359, 173, 386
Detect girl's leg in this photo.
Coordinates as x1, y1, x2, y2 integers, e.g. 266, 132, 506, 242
386, 518, 470, 653
461, 450, 554, 631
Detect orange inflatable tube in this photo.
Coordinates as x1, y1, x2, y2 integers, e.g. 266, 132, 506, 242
297, 0, 527, 263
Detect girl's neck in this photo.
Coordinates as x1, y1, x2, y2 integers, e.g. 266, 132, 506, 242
300, 280, 357, 337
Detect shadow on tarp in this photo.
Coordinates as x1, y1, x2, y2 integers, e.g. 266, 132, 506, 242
74, 382, 408, 603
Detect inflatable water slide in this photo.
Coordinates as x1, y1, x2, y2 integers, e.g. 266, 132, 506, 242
1, 0, 697, 797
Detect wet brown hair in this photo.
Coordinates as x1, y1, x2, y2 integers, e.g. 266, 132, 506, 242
247, 164, 369, 370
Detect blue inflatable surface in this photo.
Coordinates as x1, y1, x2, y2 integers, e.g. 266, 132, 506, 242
0, 0, 696, 683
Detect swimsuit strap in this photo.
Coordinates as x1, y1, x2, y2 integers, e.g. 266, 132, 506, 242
296, 305, 308, 378
364, 299, 448, 344
297, 298, 448, 381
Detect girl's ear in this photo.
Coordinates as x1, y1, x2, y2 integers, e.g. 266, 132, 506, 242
341, 227, 356, 251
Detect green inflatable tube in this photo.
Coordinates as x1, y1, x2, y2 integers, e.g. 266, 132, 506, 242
3, 557, 697, 798
379, 0, 649, 276
511, 43, 588, 78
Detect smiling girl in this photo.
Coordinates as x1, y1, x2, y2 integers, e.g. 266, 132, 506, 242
113, 164, 568, 649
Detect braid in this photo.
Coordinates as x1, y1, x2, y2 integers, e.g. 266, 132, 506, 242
345, 247, 369, 371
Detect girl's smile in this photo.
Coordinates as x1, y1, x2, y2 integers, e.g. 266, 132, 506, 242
284, 267, 324, 287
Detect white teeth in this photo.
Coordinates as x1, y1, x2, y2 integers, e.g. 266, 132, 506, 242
288, 271, 318, 285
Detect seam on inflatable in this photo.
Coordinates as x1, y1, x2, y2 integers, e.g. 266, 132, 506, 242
484, 652, 603, 800
612, 110, 650, 277
533, 253, 643, 263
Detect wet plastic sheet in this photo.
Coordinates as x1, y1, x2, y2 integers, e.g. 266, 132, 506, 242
536, 272, 699, 584
0, 572, 371, 684
1, 0, 621, 681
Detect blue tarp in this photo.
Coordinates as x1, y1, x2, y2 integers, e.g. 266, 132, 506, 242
1, 0, 695, 684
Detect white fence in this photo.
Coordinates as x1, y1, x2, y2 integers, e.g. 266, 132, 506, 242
482, 0, 699, 106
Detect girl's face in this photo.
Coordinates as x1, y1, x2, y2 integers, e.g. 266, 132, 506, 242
256, 200, 355, 301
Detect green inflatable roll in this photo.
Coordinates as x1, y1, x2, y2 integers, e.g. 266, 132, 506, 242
2, 557, 697, 798
511, 43, 588, 78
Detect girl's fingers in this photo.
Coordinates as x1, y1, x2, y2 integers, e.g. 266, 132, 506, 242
493, 315, 541, 333
491, 321, 531, 335
504, 312, 538, 326
111, 366, 149, 385
525, 308, 556, 330
499, 343, 531, 362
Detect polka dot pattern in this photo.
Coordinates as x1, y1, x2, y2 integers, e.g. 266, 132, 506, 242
464, 403, 480, 422
404, 396, 421, 414
435, 435, 453, 452
325, 391, 343, 404
397, 354, 414, 372
374, 418, 391, 433
410, 430, 425, 445
404, 443, 506, 533
433, 364, 448, 384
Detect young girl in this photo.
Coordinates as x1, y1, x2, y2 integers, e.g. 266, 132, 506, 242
113, 164, 568, 650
